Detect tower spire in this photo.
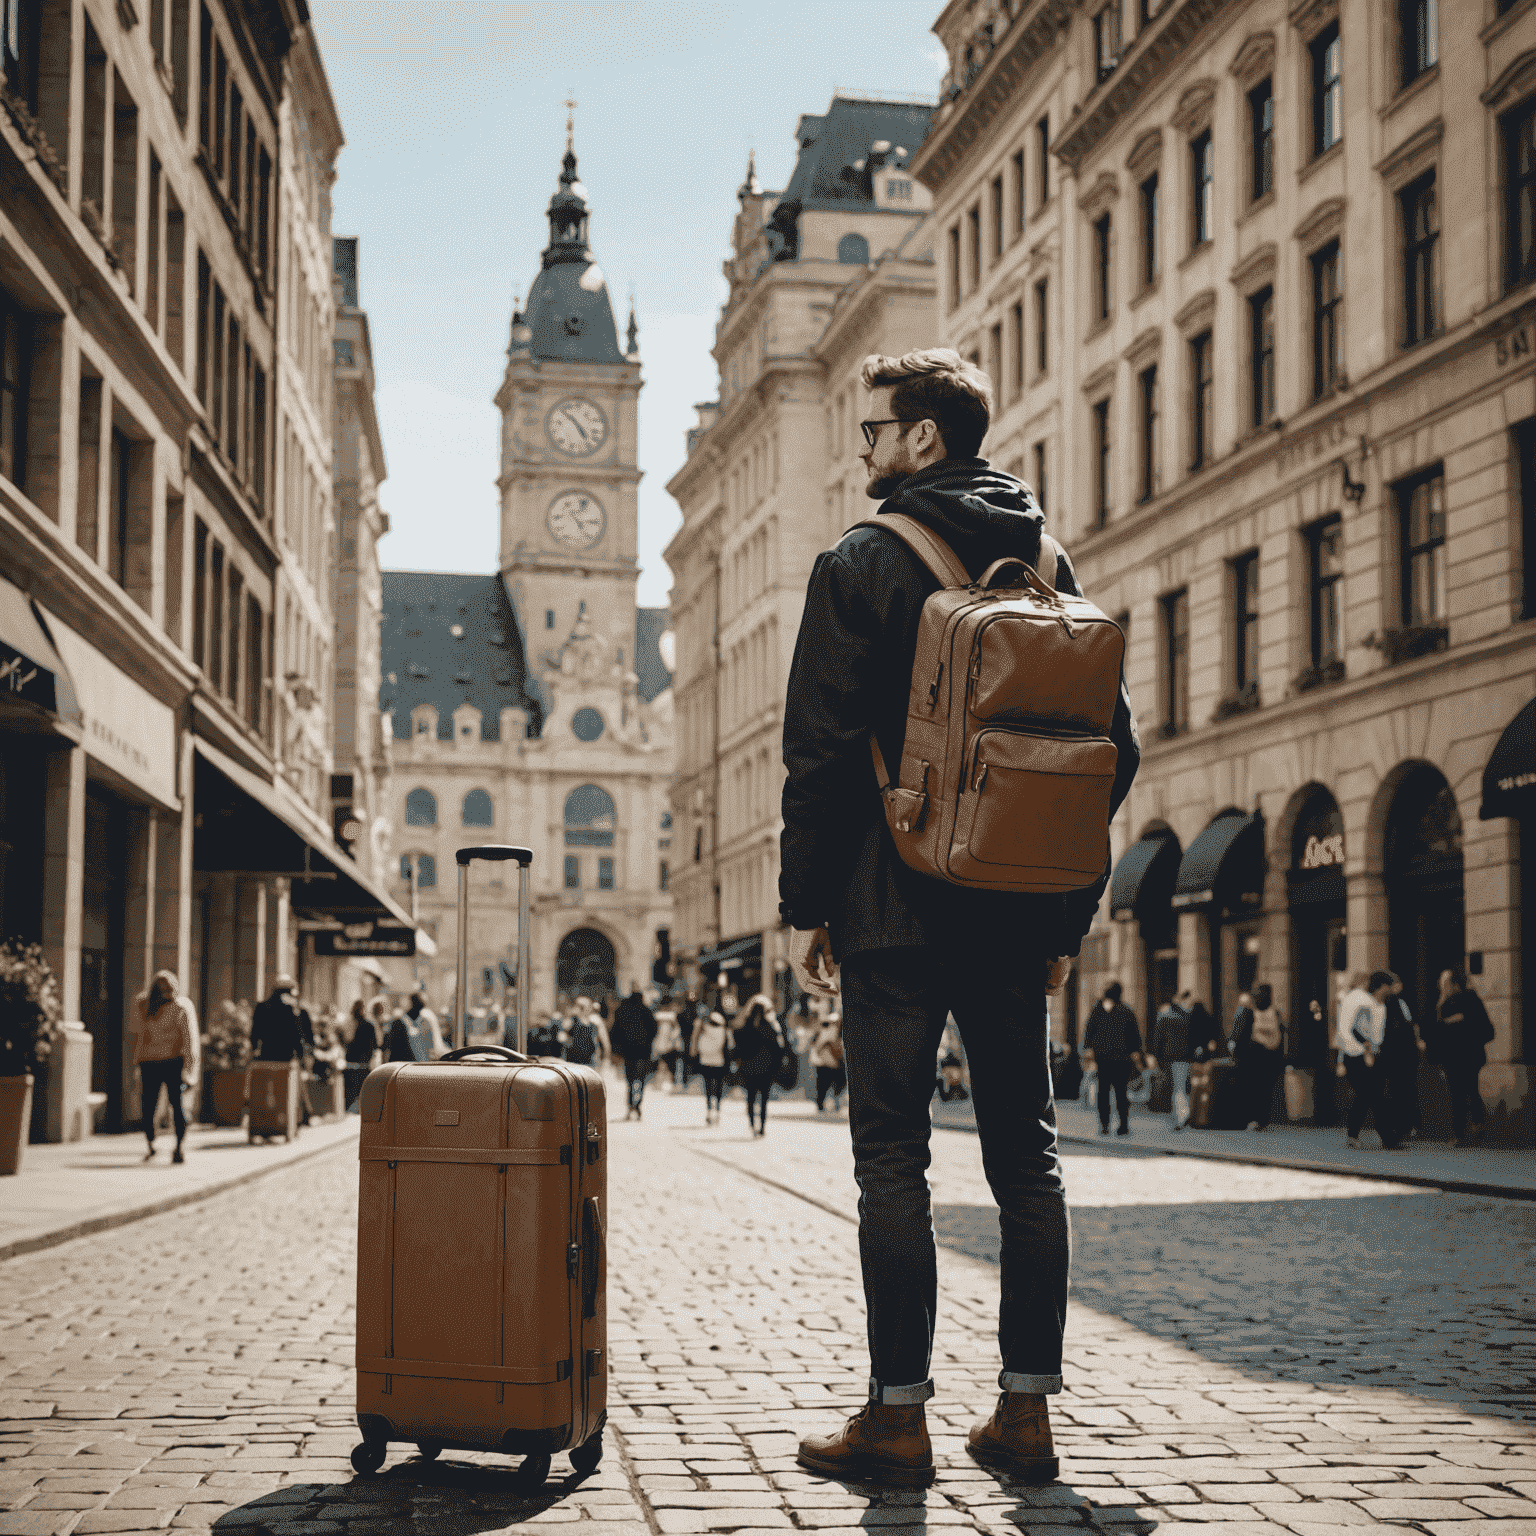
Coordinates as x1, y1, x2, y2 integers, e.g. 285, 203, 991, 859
564, 89, 578, 158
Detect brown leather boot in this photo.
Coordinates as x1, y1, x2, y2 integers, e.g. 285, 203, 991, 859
797, 1402, 934, 1487
966, 1391, 1059, 1483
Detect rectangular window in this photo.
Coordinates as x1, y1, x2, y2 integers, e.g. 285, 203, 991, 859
1399, 466, 1447, 629
106, 427, 129, 586
1011, 148, 1025, 236
1250, 78, 1274, 201
1519, 420, 1536, 620
1401, 170, 1439, 346
1037, 116, 1050, 205
1093, 214, 1112, 321
947, 224, 961, 307
1094, 2, 1121, 83
146, 154, 161, 333
990, 175, 1003, 264
212, 40, 226, 176
1163, 589, 1190, 734
195, 249, 209, 403
225, 313, 239, 461
1505, 102, 1536, 293
1312, 241, 1342, 398
1308, 515, 1343, 668
245, 596, 262, 730
1010, 300, 1024, 395
1250, 286, 1275, 428
1033, 440, 1047, 512
564, 854, 580, 890
252, 362, 266, 508
988, 322, 1002, 400
256, 146, 271, 281
192, 518, 208, 669
1034, 278, 1049, 373
1139, 364, 1159, 502
112, 72, 139, 298
225, 566, 242, 703
967, 203, 981, 290
243, 119, 256, 247
1189, 331, 1213, 470
209, 541, 223, 687
171, 0, 188, 125
1190, 130, 1213, 246
598, 856, 615, 890
1400, 0, 1437, 88
1233, 551, 1260, 693
1312, 22, 1342, 157
1093, 398, 1112, 527
0, 285, 31, 488
659, 860, 669, 892
197, 4, 211, 152
210, 282, 225, 439
227, 84, 241, 210
1140, 172, 1159, 287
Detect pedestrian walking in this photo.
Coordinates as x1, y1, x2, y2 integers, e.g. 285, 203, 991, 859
1380, 973, 1422, 1142
1082, 983, 1143, 1137
1233, 983, 1285, 1130
653, 1003, 684, 1090
386, 990, 432, 1063
691, 1010, 730, 1125
132, 970, 199, 1164
523, 1012, 565, 1058
611, 988, 658, 1120
1431, 969, 1494, 1145
809, 1012, 846, 1111
343, 999, 384, 1110
1337, 971, 1396, 1148
251, 976, 310, 1063
562, 997, 607, 1069
1148, 987, 1195, 1129
732, 996, 781, 1136
780, 349, 1138, 1487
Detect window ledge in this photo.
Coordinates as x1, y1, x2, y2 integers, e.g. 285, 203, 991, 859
1482, 0, 1536, 46
1298, 138, 1344, 186
1178, 240, 1213, 272
1085, 316, 1113, 342
1380, 62, 1439, 122
1131, 275, 1163, 310
1238, 189, 1276, 228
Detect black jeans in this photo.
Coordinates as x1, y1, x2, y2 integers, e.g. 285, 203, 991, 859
841, 946, 1068, 1405
1096, 1060, 1132, 1132
743, 1076, 772, 1130
699, 1065, 726, 1111
140, 1057, 186, 1147
624, 1058, 649, 1111
1344, 1055, 1391, 1143
815, 1064, 845, 1109
1445, 1060, 1487, 1139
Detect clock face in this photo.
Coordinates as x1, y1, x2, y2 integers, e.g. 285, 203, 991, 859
547, 398, 607, 456
546, 491, 606, 551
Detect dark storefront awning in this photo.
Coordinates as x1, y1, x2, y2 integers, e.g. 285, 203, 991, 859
1172, 811, 1267, 912
1480, 697, 1536, 820
0, 572, 81, 729
1109, 830, 1181, 923
697, 933, 763, 973
193, 739, 424, 939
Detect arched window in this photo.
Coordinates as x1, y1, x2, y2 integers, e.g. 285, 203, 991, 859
564, 784, 616, 847
462, 788, 494, 827
404, 788, 437, 827
400, 852, 437, 888
837, 232, 870, 265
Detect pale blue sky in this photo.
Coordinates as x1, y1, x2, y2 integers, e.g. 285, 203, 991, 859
309, 0, 946, 608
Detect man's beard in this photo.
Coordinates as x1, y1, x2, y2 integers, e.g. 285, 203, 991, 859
864, 467, 911, 499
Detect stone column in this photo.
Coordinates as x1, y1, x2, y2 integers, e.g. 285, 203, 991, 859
204, 873, 237, 1015
273, 878, 292, 979
252, 882, 267, 1002
1345, 869, 1387, 979
233, 880, 263, 1004
1177, 910, 1211, 1013
41, 743, 86, 1022
119, 807, 157, 1129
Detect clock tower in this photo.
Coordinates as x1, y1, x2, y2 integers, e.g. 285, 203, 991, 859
495, 125, 643, 729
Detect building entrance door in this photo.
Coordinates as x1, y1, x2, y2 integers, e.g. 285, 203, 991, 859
81, 788, 127, 1132
1385, 767, 1465, 1038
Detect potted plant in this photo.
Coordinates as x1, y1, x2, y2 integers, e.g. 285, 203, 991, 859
0, 941, 61, 1175
202, 1000, 252, 1126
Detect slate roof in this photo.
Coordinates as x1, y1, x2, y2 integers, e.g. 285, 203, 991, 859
781, 96, 934, 211
379, 571, 673, 739
522, 259, 624, 364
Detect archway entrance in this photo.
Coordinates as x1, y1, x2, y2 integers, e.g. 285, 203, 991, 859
557, 927, 617, 1001
1287, 786, 1347, 1123
1386, 766, 1465, 1040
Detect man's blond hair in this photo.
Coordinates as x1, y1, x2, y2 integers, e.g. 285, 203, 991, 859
859, 348, 993, 458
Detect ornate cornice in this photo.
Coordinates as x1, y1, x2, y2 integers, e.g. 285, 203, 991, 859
1081, 358, 1118, 398
1054, 0, 1240, 175
1229, 30, 1275, 87
1170, 79, 1217, 137
1374, 117, 1443, 189
1288, 0, 1338, 43
910, 0, 1074, 193
1229, 241, 1277, 294
1173, 287, 1216, 335
1294, 195, 1345, 251
1126, 128, 1163, 181
1123, 325, 1163, 369
1079, 170, 1121, 218
1484, 49, 1536, 112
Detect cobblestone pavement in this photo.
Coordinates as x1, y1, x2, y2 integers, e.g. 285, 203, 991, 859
2, 1080, 1534, 1536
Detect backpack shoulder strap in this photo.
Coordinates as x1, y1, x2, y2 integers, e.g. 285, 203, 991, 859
848, 514, 971, 589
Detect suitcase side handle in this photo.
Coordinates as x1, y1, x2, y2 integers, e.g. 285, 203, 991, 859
581, 1196, 602, 1319
440, 1046, 529, 1062
456, 845, 533, 866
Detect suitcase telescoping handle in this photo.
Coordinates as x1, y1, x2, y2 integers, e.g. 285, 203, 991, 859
454, 845, 534, 1056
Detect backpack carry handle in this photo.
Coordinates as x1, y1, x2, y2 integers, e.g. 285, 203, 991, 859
977, 557, 1065, 601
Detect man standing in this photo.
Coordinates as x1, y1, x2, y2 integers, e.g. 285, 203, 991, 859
1337, 971, 1393, 1149
251, 976, 308, 1065
1082, 983, 1142, 1137
780, 349, 1139, 1488
1149, 988, 1195, 1129
611, 987, 658, 1120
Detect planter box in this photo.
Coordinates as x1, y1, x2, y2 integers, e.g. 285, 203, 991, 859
0, 1074, 34, 1175
207, 1069, 248, 1127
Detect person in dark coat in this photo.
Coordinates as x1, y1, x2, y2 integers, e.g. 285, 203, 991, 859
251, 977, 309, 1063
386, 992, 432, 1063
1379, 973, 1422, 1145
1433, 969, 1494, 1145
611, 989, 658, 1121
780, 348, 1139, 1489
343, 997, 383, 1111
732, 996, 782, 1137
1232, 983, 1285, 1130
1083, 982, 1143, 1137
1148, 988, 1195, 1128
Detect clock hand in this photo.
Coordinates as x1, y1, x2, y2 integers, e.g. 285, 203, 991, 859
564, 411, 591, 444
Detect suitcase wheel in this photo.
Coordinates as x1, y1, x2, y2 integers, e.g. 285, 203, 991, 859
416, 1440, 441, 1462
516, 1453, 551, 1489
569, 1434, 603, 1476
350, 1439, 387, 1475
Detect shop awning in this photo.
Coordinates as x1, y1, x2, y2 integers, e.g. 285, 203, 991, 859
0, 572, 81, 728
1109, 831, 1181, 923
698, 933, 763, 972
1172, 811, 1266, 912
1480, 697, 1536, 820
193, 738, 432, 949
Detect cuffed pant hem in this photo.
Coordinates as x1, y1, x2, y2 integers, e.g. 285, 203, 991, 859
999, 1371, 1062, 1394
868, 1378, 935, 1405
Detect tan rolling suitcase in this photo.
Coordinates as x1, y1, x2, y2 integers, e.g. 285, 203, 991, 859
350, 846, 606, 1489
247, 1059, 299, 1142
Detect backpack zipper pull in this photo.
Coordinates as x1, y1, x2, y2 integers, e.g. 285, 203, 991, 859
927, 662, 944, 708
973, 762, 989, 793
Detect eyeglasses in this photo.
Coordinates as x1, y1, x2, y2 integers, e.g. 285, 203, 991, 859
860, 418, 919, 448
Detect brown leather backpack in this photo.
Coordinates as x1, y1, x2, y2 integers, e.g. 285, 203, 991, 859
852, 513, 1124, 895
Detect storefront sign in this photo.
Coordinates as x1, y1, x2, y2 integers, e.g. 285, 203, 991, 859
312, 922, 417, 957
1495, 320, 1535, 367
48, 619, 178, 809
1297, 833, 1345, 870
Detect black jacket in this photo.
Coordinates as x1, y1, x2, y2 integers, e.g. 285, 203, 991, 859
610, 993, 658, 1062
779, 459, 1140, 960
1083, 1001, 1143, 1062
251, 996, 310, 1062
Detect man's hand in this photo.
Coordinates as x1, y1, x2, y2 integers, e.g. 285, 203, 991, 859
1045, 956, 1073, 996
789, 927, 839, 1000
